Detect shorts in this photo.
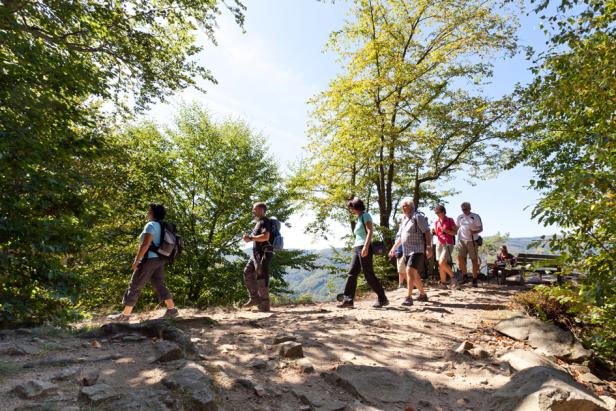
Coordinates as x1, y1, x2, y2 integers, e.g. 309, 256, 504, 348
435, 244, 454, 263
396, 256, 406, 275
456, 240, 478, 261
404, 253, 426, 273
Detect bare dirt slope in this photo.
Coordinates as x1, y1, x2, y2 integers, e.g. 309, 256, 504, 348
1, 283, 614, 411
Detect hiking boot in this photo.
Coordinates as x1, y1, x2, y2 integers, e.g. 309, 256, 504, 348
163, 307, 179, 318
373, 298, 389, 308
472, 278, 478, 288
461, 275, 469, 284
417, 293, 429, 302
451, 278, 460, 289
107, 313, 131, 322
438, 282, 448, 290
337, 298, 354, 309
401, 296, 413, 306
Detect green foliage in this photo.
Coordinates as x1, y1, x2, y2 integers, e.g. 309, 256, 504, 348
0, 1, 244, 326
77, 105, 317, 311
292, 0, 519, 241
512, 0, 615, 307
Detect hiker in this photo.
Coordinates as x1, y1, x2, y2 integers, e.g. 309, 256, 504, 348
491, 245, 515, 277
433, 204, 458, 289
388, 198, 432, 306
338, 198, 389, 308
108, 203, 178, 321
242, 202, 273, 312
456, 202, 483, 287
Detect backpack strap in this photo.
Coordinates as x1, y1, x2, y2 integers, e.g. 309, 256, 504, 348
147, 220, 164, 258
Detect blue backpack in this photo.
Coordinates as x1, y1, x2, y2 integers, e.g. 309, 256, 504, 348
268, 217, 284, 251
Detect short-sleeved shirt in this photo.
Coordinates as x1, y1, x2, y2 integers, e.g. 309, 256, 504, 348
141, 221, 162, 258
251, 217, 272, 253
353, 212, 373, 247
435, 216, 456, 245
456, 212, 483, 242
396, 212, 430, 256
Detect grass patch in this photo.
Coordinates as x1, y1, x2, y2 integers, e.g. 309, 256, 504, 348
0, 360, 21, 380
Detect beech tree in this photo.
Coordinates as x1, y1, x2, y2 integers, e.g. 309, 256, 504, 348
293, 0, 518, 240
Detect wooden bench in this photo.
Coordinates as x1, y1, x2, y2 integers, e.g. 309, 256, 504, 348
489, 253, 562, 285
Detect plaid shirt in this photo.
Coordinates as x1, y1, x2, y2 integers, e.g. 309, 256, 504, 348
396, 212, 430, 256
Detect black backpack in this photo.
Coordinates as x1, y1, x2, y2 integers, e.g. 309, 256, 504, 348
149, 221, 184, 262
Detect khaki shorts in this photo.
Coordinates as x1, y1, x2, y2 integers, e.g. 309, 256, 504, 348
436, 244, 454, 263
456, 240, 479, 261
397, 256, 406, 275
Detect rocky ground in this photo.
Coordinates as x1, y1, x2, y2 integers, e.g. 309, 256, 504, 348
1, 283, 615, 411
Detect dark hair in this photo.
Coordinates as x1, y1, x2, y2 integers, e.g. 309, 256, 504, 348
347, 197, 366, 212
253, 202, 267, 212
149, 203, 166, 220
434, 204, 446, 214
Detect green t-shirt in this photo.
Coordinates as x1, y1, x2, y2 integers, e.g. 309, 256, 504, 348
353, 212, 372, 247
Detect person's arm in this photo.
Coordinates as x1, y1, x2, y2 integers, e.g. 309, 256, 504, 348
389, 227, 402, 256
472, 215, 483, 234
420, 216, 433, 258
249, 232, 270, 242
444, 219, 458, 236
132, 233, 153, 271
361, 220, 373, 257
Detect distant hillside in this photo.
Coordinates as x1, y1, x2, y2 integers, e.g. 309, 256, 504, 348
283, 236, 550, 301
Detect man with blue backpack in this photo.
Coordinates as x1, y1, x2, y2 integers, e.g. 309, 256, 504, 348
242, 202, 283, 312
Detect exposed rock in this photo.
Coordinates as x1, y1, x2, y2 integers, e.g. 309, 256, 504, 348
500, 349, 564, 372
296, 358, 314, 373
273, 334, 298, 344
153, 340, 184, 362
278, 341, 303, 359
233, 378, 255, 390
453, 340, 474, 355
78, 383, 119, 405
0, 342, 27, 355
487, 366, 609, 411
78, 369, 100, 386
106, 390, 169, 411
579, 372, 603, 385
248, 358, 267, 369
292, 387, 346, 411
52, 366, 81, 381
12, 380, 58, 399
162, 361, 217, 410
254, 384, 267, 397
469, 347, 490, 359
494, 315, 590, 362
324, 365, 435, 405
23, 353, 121, 369
121, 334, 147, 342
83, 319, 197, 355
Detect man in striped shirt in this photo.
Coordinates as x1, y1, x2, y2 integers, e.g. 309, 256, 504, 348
389, 198, 433, 306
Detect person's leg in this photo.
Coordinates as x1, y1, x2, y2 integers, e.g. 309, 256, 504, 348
256, 252, 272, 311
398, 262, 406, 288
243, 257, 259, 306
411, 254, 427, 296
342, 248, 361, 301
457, 242, 468, 281
360, 251, 387, 303
149, 259, 175, 310
121, 260, 154, 314
469, 242, 479, 286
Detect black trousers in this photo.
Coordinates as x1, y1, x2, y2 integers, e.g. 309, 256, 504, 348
343, 246, 386, 301
243, 250, 273, 286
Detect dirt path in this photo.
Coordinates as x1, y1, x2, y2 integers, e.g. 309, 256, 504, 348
1, 283, 613, 410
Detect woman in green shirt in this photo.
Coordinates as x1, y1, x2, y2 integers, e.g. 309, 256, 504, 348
338, 198, 388, 308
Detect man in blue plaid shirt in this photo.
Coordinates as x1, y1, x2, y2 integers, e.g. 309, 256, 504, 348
389, 198, 433, 306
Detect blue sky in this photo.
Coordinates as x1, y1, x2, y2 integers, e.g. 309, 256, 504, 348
147, 0, 560, 248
